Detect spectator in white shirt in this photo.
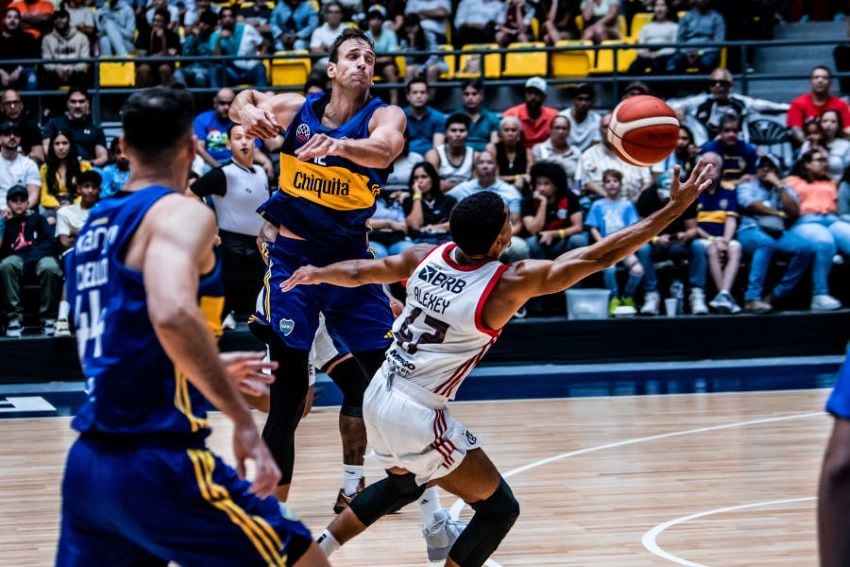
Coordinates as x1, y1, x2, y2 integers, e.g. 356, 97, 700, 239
310, 2, 346, 72
559, 83, 602, 151
404, 0, 451, 43
453, 0, 502, 47
56, 169, 100, 252
0, 121, 40, 215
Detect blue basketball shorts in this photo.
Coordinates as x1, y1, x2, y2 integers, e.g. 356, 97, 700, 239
827, 351, 850, 420
265, 236, 393, 352
57, 436, 313, 566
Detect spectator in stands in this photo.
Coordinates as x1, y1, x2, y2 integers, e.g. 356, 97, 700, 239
385, 133, 423, 190
488, 115, 533, 191
404, 0, 451, 44
404, 161, 456, 244
66, 0, 96, 42
40, 130, 92, 221
0, 121, 40, 211
310, 2, 346, 73
694, 151, 742, 313
621, 81, 652, 99
666, 0, 725, 74
587, 169, 644, 313
628, 0, 677, 75
447, 150, 530, 261
42, 89, 108, 167
213, 5, 268, 87
787, 66, 850, 145
736, 154, 814, 313
55, 169, 100, 252
453, 79, 500, 152
840, 165, 850, 222
580, 0, 621, 43
100, 137, 129, 198
191, 123, 271, 324
787, 150, 850, 311
543, 0, 581, 44
635, 180, 708, 315
399, 13, 447, 85
818, 109, 850, 180
0, 8, 40, 90
453, 0, 502, 47
653, 125, 698, 193
144, 0, 179, 30
700, 114, 758, 189
8, 0, 54, 39
96, 0, 136, 56
1, 90, 43, 163
801, 119, 828, 157
522, 160, 586, 259
425, 113, 476, 193
271, 0, 318, 51
176, 9, 219, 87
577, 112, 652, 201
135, 8, 181, 87
503, 76, 559, 149
364, 9, 400, 105
559, 83, 602, 151
667, 67, 790, 142
532, 114, 582, 188
237, 0, 272, 36
403, 77, 445, 156
496, 0, 535, 47
41, 10, 91, 89
0, 184, 61, 337
368, 190, 411, 257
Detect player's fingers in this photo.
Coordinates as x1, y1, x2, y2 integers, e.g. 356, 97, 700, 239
236, 457, 247, 480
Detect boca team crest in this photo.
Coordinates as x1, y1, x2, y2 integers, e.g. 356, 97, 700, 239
295, 123, 311, 144
279, 318, 295, 336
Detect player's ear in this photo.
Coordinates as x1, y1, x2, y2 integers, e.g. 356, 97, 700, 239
327, 62, 337, 80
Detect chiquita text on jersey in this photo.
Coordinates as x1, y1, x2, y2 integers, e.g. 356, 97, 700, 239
76, 259, 109, 291
412, 286, 451, 315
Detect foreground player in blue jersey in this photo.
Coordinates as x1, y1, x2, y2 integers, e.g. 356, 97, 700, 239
230, 27, 406, 510
819, 351, 850, 566
57, 87, 328, 567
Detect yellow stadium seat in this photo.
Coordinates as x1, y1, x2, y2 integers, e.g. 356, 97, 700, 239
395, 54, 406, 78
501, 42, 547, 78
591, 38, 636, 73
271, 50, 312, 87
629, 12, 653, 39
99, 58, 135, 87
438, 44, 455, 80
456, 43, 501, 79
551, 40, 592, 78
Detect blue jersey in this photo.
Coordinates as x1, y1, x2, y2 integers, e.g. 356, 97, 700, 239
258, 93, 391, 252
66, 187, 224, 440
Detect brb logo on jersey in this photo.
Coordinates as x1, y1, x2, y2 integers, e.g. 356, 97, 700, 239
417, 264, 467, 294
295, 123, 311, 144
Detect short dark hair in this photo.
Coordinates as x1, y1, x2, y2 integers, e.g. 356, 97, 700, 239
719, 113, 740, 131
199, 9, 218, 26
66, 87, 88, 103
121, 87, 195, 158
449, 192, 507, 256
53, 8, 70, 21
461, 78, 484, 92
153, 7, 170, 23
219, 5, 235, 18
602, 169, 623, 182
78, 169, 102, 187
406, 77, 428, 93
812, 65, 832, 78
328, 27, 374, 64
226, 121, 249, 137
445, 113, 470, 130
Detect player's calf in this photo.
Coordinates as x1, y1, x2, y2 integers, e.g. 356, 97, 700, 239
447, 478, 520, 567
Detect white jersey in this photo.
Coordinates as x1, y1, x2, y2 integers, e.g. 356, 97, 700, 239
382, 242, 507, 404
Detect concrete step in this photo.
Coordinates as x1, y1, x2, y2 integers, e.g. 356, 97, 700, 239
746, 78, 809, 103
774, 20, 846, 39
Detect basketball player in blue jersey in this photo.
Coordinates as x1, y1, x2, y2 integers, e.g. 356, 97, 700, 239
57, 87, 328, 567
282, 161, 714, 566
230, 27, 406, 509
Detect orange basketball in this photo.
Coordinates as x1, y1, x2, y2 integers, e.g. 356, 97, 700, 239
606, 95, 680, 167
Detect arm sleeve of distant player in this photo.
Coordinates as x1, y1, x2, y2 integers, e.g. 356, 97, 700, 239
192, 167, 228, 198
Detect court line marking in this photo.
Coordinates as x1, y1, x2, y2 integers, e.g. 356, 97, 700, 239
641, 496, 816, 567
446, 411, 824, 567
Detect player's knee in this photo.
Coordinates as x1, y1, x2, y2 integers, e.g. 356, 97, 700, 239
341, 405, 364, 418
348, 472, 425, 526
471, 478, 520, 529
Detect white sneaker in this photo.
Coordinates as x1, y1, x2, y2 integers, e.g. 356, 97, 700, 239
811, 294, 842, 311
42, 319, 56, 337
423, 509, 467, 562
689, 288, 709, 315
640, 291, 660, 316
55, 319, 71, 337
5, 319, 22, 338
222, 312, 237, 330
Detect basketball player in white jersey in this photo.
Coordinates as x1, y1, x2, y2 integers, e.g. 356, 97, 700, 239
282, 161, 713, 565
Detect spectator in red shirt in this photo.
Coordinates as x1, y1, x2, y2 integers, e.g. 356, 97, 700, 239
502, 76, 559, 149
787, 66, 850, 146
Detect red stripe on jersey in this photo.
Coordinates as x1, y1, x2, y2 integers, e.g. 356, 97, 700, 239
434, 354, 477, 397
439, 338, 495, 398
474, 263, 509, 337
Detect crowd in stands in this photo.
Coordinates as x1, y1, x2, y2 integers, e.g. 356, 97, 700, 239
2, 0, 850, 335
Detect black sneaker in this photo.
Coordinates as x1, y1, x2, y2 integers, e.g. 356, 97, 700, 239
333, 477, 365, 514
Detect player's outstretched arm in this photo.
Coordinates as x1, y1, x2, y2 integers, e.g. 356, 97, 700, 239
281, 243, 434, 291
519, 161, 714, 297
230, 89, 304, 140
143, 198, 280, 497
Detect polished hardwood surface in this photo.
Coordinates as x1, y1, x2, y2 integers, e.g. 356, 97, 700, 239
0, 390, 832, 566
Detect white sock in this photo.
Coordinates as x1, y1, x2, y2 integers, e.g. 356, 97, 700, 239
720, 289, 729, 295
316, 530, 340, 556
419, 486, 442, 526
58, 300, 70, 321
342, 464, 364, 496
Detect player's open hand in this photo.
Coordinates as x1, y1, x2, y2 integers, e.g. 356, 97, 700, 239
670, 160, 713, 209
233, 418, 281, 498
220, 351, 277, 397
294, 133, 342, 162
280, 265, 323, 292
239, 105, 279, 140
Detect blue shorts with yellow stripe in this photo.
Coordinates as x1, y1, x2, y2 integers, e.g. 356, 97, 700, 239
827, 351, 850, 420
265, 236, 393, 352
57, 436, 312, 566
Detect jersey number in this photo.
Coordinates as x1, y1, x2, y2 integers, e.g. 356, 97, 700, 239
75, 289, 106, 359
395, 307, 449, 355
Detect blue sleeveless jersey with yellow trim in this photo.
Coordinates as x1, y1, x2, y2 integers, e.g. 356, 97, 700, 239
258, 93, 390, 250
65, 187, 224, 440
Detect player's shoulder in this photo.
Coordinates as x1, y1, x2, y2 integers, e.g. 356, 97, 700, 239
372, 104, 406, 125
148, 191, 216, 232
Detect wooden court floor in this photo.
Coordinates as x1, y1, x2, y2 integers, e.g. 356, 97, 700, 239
0, 389, 833, 566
